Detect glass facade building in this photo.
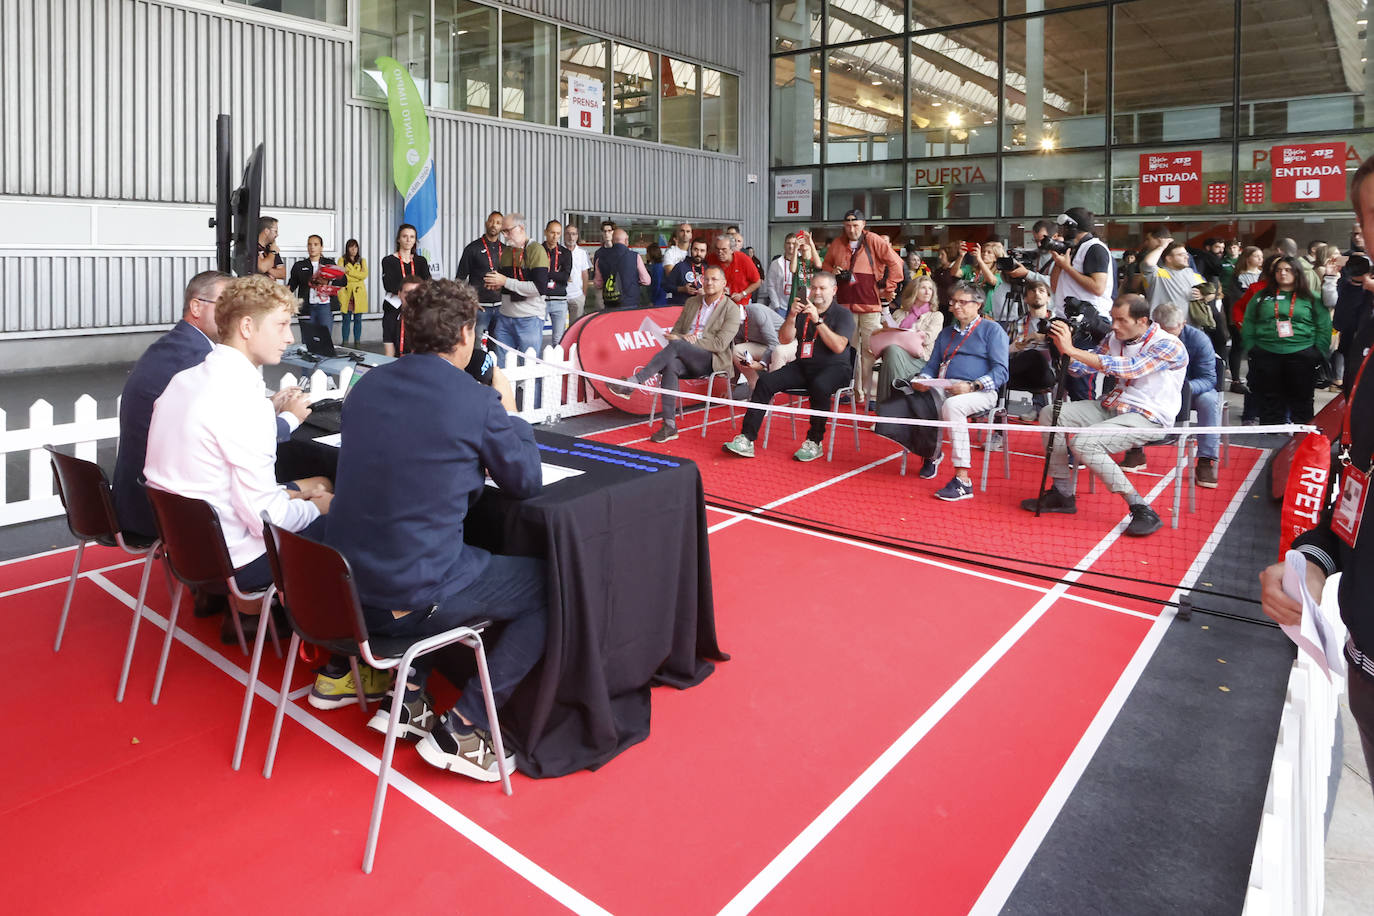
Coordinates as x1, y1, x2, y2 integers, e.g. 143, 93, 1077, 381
770, 0, 1374, 253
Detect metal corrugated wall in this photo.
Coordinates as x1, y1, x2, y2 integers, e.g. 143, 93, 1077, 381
0, 0, 768, 338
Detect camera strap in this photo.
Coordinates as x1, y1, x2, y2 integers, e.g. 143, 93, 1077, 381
1100, 324, 1157, 411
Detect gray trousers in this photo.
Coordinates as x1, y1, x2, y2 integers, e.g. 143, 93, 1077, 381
1039, 400, 1163, 496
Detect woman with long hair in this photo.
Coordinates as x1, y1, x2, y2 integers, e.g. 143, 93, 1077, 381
1241, 255, 1331, 424
645, 242, 667, 305
380, 223, 431, 356
873, 274, 945, 397
1225, 245, 1266, 393
337, 238, 369, 348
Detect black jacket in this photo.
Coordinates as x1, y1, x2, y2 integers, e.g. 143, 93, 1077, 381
542, 243, 573, 299
288, 256, 341, 311
380, 253, 431, 300
456, 236, 505, 304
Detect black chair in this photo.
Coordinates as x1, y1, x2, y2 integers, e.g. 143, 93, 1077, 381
44, 446, 166, 702
144, 488, 280, 721
761, 348, 862, 460
259, 515, 511, 875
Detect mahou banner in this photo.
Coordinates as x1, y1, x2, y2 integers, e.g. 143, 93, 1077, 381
1279, 432, 1333, 559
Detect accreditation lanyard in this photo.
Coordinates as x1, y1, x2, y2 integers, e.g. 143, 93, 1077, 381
1273, 293, 1296, 338
482, 238, 500, 270
1333, 345, 1374, 546
399, 256, 415, 280
693, 297, 724, 336
938, 317, 982, 378
798, 312, 823, 359
1101, 325, 1157, 410
511, 247, 525, 282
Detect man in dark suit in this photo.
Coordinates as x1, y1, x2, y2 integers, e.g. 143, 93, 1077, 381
288, 234, 341, 341
324, 278, 546, 781
112, 271, 304, 539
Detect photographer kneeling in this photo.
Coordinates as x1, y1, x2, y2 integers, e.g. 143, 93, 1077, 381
1022, 293, 1188, 537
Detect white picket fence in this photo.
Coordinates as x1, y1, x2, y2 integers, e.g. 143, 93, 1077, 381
0, 343, 606, 527
1243, 577, 1347, 916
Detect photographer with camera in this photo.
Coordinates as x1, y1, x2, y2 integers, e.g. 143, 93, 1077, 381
1008, 279, 1057, 417
822, 209, 905, 402
1049, 208, 1113, 318
1021, 293, 1187, 537
1002, 219, 1058, 289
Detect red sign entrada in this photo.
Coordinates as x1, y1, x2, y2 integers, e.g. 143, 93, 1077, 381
1271, 142, 1347, 203
1139, 151, 1202, 206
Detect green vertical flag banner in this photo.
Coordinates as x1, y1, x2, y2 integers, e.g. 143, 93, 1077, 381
377, 56, 441, 271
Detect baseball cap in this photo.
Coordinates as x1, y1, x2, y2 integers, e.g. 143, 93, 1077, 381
842, 208, 866, 221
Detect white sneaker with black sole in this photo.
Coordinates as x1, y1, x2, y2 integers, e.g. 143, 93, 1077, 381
415, 713, 514, 782
366, 692, 435, 742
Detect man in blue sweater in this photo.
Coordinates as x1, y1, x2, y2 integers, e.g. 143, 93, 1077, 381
324, 278, 546, 782
875, 281, 1010, 501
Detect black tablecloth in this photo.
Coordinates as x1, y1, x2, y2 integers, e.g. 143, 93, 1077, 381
284, 424, 725, 777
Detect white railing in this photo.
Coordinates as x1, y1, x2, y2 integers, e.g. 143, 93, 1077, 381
1243, 576, 1347, 916
0, 343, 608, 528
0, 394, 122, 526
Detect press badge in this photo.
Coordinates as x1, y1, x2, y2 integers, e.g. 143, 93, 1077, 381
799, 341, 814, 358
1333, 464, 1369, 547
1276, 319, 1294, 338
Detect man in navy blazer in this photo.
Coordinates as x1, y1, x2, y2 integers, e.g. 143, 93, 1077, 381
112, 271, 303, 539
324, 278, 546, 782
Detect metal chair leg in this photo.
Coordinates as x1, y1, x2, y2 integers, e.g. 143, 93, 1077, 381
116, 546, 159, 702
150, 580, 185, 705
52, 541, 86, 652
471, 633, 514, 797
264, 632, 302, 779
228, 603, 249, 656
232, 590, 276, 771
348, 656, 370, 712
363, 647, 422, 874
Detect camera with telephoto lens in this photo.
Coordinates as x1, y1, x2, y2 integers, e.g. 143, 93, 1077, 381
996, 248, 1040, 272
1039, 236, 1071, 255
1346, 251, 1372, 278
1038, 296, 1111, 358
835, 269, 855, 284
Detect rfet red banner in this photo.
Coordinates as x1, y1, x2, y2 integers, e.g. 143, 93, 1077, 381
1139, 150, 1202, 206
1271, 142, 1347, 202
563, 306, 731, 417
1279, 432, 1333, 560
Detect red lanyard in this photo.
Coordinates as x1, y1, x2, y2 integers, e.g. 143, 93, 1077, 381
694, 297, 724, 335
483, 238, 499, 269
547, 244, 560, 274
398, 256, 414, 278
940, 317, 983, 369
1272, 293, 1296, 321
512, 247, 525, 282
1341, 345, 1374, 454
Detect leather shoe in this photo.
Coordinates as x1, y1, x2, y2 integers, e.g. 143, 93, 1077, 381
193, 590, 228, 618
221, 602, 287, 647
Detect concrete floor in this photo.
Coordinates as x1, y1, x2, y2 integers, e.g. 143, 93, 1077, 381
1325, 694, 1374, 914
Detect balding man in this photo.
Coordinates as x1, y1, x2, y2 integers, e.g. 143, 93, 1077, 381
663, 222, 693, 270
594, 228, 651, 308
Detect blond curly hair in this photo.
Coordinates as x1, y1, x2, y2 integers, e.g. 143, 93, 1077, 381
216, 273, 298, 335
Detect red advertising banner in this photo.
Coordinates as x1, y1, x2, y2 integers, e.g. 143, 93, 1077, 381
1243, 181, 1266, 205
1279, 432, 1333, 559
1138, 150, 1202, 206
1207, 182, 1229, 205
1271, 142, 1347, 202
563, 306, 730, 417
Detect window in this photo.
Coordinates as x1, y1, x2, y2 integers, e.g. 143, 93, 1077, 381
501, 12, 555, 124
704, 69, 739, 155
661, 57, 701, 149
909, 156, 996, 219
908, 27, 998, 159
358, 0, 430, 103
773, 0, 823, 53
773, 53, 821, 166
908, 0, 997, 31
1113, 0, 1235, 145
828, 40, 905, 163
1003, 150, 1106, 218
827, 163, 905, 220
228, 0, 347, 26
612, 44, 658, 142
432, 1, 496, 115
827, 0, 903, 45
1240, 3, 1369, 135
559, 29, 609, 134
1111, 143, 1232, 215
1003, 8, 1107, 151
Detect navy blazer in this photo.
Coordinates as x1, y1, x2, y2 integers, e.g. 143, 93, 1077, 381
113, 320, 216, 536
324, 352, 542, 621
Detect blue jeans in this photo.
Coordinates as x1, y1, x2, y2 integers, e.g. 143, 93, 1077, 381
494, 314, 546, 403
308, 303, 334, 340
545, 299, 568, 347
341, 311, 363, 342
477, 305, 501, 340
1193, 387, 1221, 460
377, 554, 548, 730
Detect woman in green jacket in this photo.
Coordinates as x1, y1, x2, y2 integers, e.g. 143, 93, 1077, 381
1241, 255, 1331, 424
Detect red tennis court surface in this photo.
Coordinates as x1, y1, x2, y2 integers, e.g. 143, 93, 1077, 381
2, 428, 1264, 914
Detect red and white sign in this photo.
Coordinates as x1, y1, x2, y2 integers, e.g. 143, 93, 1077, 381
774, 174, 813, 219
1271, 142, 1347, 203
568, 75, 604, 133
1243, 181, 1266, 205
1207, 182, 1229, 205
562, 306, 729, 417
1138, 150, 1202, 206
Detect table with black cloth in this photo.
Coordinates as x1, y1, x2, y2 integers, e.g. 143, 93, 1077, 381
282, 424, 726, 778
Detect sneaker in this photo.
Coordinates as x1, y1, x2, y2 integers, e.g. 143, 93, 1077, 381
649, 424, 679, 443
934, 476, 974, 501
1125, 504, 1163, 537
732, 380, 752, 401
1020, 488, 1077, 514
308, 665, 393, 710
1119, 447, 1147, 472
917, 452, 943, 479
722, 434, 755, 458
607, 377, 636, 399
892, 377, 916, 395
1195, 458, 1219, 489
366, 691, 436, 742
1229, 380, 1250, 395
1242, 418, 1260, 427
415, 714, 514, 783
793, 439, 823, 462
978, 432, 1005, 452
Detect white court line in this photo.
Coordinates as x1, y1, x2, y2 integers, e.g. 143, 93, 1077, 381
0, 544, 78, 567
968, 449, 1272, 915
715, 468, 1182, 916
83, 571, 612, 916
706, 452, 903, 535
707, 506, 1160, 624
0, 557, 145, 600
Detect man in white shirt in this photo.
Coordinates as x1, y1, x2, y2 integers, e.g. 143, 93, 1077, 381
564, 224, 592, 323
663, 221, 693, 270
145, 274, 332, 639
763, 234, 800, 317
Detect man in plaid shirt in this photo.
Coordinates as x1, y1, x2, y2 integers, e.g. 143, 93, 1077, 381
1022, 293, 1188, 537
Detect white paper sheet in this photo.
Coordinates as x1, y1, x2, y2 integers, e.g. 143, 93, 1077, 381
485, 462, 585, 489
314, 432, 342, 447
915, 377, 961, 389
1280, 549, 1346, 681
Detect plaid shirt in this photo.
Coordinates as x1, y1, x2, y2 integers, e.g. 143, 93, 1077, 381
1068, 324, 1188, 425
